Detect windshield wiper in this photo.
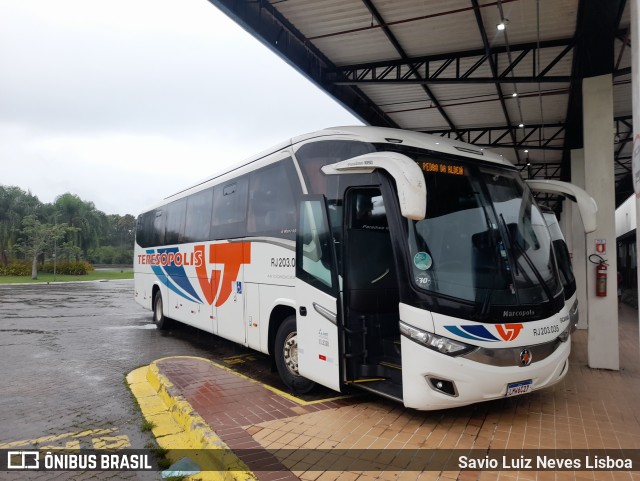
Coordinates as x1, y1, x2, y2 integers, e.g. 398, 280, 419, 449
479, 289, 492, 319
499, 214, 555, 302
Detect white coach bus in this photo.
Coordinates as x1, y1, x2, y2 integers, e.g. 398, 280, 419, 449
134, 126, 596, 410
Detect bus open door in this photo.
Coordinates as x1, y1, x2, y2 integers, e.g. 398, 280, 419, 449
294, 195, 342, 392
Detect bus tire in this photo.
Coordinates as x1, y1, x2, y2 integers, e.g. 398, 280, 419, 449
274, 315, 315, 394
153, 291, 173, 330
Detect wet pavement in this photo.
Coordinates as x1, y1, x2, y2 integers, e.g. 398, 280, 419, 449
3, 281, 640, 481
0, 280, 317, 480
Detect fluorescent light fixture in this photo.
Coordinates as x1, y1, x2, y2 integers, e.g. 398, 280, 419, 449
519, 123, 525, 128
497, 19, 508, 30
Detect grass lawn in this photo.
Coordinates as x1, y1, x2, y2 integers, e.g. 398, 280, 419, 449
0, 268, 134, 284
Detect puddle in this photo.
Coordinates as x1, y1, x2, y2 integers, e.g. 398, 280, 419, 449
0, 329, 46, 334
103, 324, 157, 330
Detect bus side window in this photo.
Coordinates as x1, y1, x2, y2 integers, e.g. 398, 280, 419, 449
298, 200, 334, 291
211, 177, 248, 239
300, 157, 328, 194
295, 140, 376, 196
184, 188, 213, 243
247, 159, 300, 240
151, 208, 165, 246
136, 210, 157, 248
164, 198, 186, 245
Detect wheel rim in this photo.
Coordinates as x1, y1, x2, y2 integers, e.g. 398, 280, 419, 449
283, 331, 299, 375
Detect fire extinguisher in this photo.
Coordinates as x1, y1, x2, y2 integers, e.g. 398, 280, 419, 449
589, 254, 608, 297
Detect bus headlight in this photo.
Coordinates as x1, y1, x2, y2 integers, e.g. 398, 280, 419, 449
400, 321, 476, 356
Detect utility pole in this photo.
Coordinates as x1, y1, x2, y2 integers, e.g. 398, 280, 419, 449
53, 213, 57, 282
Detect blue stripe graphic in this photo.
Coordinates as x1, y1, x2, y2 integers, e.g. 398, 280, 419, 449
444, 325, 500, 342
146, 249, 202, 304
156, 248, 202, 303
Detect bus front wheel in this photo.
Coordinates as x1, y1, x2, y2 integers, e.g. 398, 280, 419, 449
153, 292, 173, 330
274, 316, 315, 394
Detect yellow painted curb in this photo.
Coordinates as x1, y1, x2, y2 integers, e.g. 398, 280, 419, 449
126, 364, 256, 481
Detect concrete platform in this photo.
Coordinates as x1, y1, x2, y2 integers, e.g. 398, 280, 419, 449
128, 304, 640, 481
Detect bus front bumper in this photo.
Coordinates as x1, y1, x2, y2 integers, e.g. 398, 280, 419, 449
400, 335, 570, 410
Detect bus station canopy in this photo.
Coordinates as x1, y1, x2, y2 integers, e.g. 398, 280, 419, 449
208, 0, 632, 207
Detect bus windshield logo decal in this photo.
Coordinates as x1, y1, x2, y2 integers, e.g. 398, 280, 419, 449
444, 323, 524, 342
195, 242, 251, 307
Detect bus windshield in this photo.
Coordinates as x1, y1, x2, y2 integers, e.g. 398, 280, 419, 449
404, 152, 561, 312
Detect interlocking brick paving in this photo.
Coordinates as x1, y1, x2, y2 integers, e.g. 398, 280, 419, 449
155, 304, 640, 481
156, 357, 354, 480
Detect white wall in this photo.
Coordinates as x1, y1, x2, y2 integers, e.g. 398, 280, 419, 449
616, 194, 637, 238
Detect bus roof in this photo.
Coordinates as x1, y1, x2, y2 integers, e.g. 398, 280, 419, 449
295, 126, 512, 167
143, 126, 514, 214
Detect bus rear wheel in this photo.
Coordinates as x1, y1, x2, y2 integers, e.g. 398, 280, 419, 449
153, 291, 173, 330
275, 315, 315, 394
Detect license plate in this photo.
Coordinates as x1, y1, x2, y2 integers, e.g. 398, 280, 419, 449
506, 380, 532, 397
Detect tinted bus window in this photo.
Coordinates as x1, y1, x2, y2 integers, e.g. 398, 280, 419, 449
211, 177, 248, 239
136, 210, 156, 248
151, 208, 165, 246
247, 159, 300, 240
295, 140, 375, 195
295, 140, 376, 259
164, 198, 186, 245
184, 188, 213, 243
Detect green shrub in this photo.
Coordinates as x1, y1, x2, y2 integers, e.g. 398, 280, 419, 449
41, 260, 95, 275
0, 260, 31, 276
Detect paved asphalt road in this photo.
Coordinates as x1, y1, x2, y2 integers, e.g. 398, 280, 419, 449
0, 279, 305, 480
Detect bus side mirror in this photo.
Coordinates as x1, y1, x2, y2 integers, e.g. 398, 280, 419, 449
525, 179, 597, 234
321, 152, 427, 220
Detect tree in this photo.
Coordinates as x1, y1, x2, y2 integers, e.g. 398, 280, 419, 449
0, 184, 136, 269
0, 186, 42, 258
107, 214, 136, 248
17, 215, 75, 279
54, 193, 107, 259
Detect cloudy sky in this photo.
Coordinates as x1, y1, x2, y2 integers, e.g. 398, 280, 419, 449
0, 0, 361, 216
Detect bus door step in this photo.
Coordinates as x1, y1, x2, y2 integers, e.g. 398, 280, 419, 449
353, 380, 403, 404
358, 360, 402, 384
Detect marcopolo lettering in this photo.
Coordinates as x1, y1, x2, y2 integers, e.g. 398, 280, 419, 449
502, 309, 535, 318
